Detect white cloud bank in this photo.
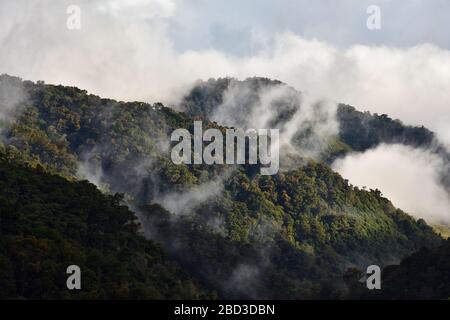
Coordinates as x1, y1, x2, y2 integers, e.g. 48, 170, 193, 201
1, 1, 450, 147
332, 144, 450, 225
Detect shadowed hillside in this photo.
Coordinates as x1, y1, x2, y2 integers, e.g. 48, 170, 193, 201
0, 74, 444, 299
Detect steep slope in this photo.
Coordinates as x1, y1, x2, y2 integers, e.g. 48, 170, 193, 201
0, 153, 208, 299
0, 74, 444, 299
141, 162, 441, 298
179, 77, 447, 162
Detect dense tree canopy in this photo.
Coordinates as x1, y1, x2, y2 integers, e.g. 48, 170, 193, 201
0, 154, 208, 299
0, 74, 446, 299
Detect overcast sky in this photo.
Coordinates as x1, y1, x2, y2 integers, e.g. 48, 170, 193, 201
169, 0, 450, 54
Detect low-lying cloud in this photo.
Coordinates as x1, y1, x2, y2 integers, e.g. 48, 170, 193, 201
156, 178, 224, 216
206, 81, 339, 160
0, 75, 29, 145
332, 144, 450, 225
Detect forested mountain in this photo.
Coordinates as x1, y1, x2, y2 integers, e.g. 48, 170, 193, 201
180, 77, 450, 188
141, 163, 440, 298
0, 153, 208, 299
0, 74, 447, 299
180, 77, 441, 160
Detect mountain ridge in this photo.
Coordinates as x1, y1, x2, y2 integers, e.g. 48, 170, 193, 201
0, 73, 446, 299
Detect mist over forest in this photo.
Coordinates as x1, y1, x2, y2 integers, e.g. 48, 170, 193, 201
1, 0, 450, 302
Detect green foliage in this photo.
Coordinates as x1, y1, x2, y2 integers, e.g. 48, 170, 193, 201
141, 162, 441, 299
180, 77, 441, 162
0, 155, 208, 299
0, 74, 444, 300
337, 104, 435, 152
